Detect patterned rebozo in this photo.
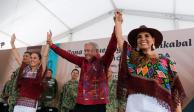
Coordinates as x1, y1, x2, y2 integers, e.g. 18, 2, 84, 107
117, 41, 186, 112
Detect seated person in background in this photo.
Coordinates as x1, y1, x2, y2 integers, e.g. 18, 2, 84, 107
59, 69, 79, 112
37, 68, 58, 112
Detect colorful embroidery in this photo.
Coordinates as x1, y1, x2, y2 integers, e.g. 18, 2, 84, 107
127, 49, 176, 92
22, 65, 38, 79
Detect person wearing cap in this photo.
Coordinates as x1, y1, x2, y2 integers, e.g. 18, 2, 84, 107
114, 11, 186, 112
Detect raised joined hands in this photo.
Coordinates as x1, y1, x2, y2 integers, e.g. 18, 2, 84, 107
47, 30, 53, 46
114, 10, 123, 23
10, 34, 16, 48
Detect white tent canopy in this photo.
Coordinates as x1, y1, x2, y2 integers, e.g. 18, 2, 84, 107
1, 0, 194, 49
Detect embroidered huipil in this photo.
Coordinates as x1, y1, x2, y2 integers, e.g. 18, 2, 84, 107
12, 64, 44, 108
117, 41, 186, 112
50, 28, 117, 105
17, 65, 44, 102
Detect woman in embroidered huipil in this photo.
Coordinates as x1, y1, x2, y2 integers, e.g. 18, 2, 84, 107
12, 32, 50, 112
114, 11, 186, 112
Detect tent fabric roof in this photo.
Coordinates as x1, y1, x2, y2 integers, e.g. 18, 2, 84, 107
0, 0, 194, 49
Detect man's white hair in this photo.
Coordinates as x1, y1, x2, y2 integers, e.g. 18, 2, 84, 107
84, 42, 99, 51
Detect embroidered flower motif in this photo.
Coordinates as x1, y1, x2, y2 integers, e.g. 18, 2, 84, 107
156, 70, 166, 78
136, 67, 142, 74
158, 65, 168, 74
128, 67, 135, 73
148, 67, 154, 78
160, 58, 168, 68
142, 66, 148, 76
170, 64, 176, 72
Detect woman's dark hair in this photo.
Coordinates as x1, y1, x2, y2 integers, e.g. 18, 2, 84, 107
24, 51, 32, 55
31, 52, 42, 60
71, 69, 79, 74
